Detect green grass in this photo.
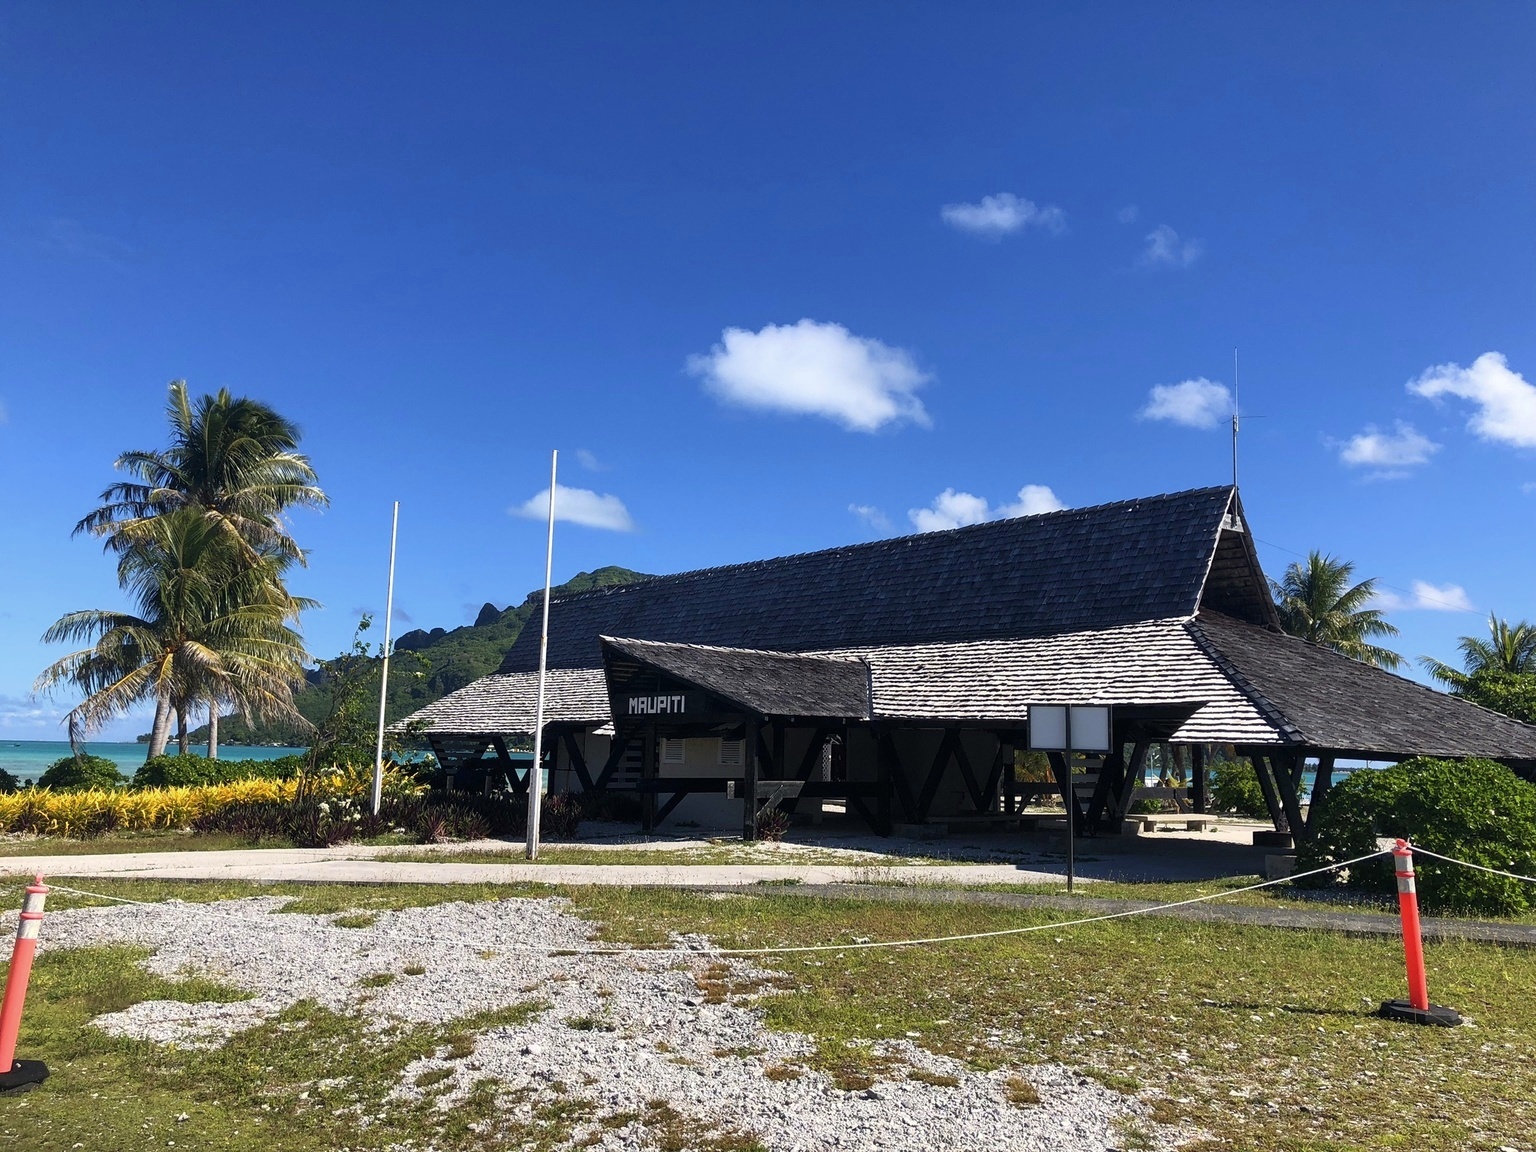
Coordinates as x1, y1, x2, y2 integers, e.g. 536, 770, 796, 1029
4, 877, 1535, 1151
564, 886, 1536, 1151
0, 832, 293, 857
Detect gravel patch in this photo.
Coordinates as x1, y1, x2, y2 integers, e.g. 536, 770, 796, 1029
40, 896, 1195, 1150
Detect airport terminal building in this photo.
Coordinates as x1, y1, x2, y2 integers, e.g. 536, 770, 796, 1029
398, 486, 1536, 842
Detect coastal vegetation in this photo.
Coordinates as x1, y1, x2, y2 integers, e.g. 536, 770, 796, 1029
1269, 549, 1403, 669
168, 565, 653, 749
35, 382, 324, 759
1299, 755, 1536, 915
36, 753, 125, 792
1422, 613, 1536, 724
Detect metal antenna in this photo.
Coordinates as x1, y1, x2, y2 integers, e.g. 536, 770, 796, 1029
1231, 347, 1240, 489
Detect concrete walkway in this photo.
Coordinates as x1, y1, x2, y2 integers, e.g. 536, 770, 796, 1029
0, 846, 1065, 887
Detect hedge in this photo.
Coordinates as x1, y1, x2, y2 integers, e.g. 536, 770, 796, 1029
1298, 756, 1536, 916
0, 778, 301, 839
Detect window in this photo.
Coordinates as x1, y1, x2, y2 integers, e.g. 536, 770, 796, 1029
718, 738, 744, 767
661, 738, 686, 765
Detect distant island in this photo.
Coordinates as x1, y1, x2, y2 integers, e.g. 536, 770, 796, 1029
139, 566, 653, 746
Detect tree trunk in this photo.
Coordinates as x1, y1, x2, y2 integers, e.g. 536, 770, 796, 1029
208, 703, 219, 760
177, 708, 189, 756
148, 691, 174, 759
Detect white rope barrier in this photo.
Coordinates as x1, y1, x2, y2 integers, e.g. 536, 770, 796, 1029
24, 853, 1390, 959
11, 843, 1535, 961
1405, 846, 1536, 887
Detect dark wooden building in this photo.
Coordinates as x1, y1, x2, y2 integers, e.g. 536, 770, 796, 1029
399, 486, 1536, 841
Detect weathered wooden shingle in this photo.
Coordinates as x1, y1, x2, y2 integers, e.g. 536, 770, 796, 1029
815, 618, 1281, 742
601, 636, 872, 719
1191, 612, 1536, 760
399, 668, 609, 735
500, 487, 1236, 672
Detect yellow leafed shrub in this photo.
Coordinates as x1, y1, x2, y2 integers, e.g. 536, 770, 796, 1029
0, 778, 300, 839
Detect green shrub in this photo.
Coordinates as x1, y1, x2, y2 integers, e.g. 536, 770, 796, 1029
1455, 670, 1536, 725
37, 754, 124, 792
133, 753, 306, 789
1208, 758, 1269, 818
1298, 756, 1536, 915
0, 767, 19, 794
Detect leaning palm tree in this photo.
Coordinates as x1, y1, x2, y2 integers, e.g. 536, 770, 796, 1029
75, 380, 328, 563
1270, 551, 1404, 670
1422, 614, 1536, 691
36, 509, 313, 757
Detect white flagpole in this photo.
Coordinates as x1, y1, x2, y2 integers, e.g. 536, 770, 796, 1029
371, 501, 400, 817
525, 451, 557, 860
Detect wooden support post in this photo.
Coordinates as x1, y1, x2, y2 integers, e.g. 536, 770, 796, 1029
916, 729, 956, 821
1305, 754, 1335, 833
641, 723, 657, 833
593, 732, 631, 791
742, 720, 760, 841
560, 730, 595, 792
1047, 751, 1084, 833
876, 731, 894, 835
1270, 751, 1308, 840
1191, 744, 1207, 814
884, 734, 918, 821
1171, 745, 1191, 813
979, 736, 1009, 812
1115, 741, 1149, 818
1249, 753, 1286, 831
952, 731, 988, 812
1084, 745, 1123, 831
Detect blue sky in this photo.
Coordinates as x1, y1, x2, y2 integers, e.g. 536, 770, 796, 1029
2, 3, 1534, 740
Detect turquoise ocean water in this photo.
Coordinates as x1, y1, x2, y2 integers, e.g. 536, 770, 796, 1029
0, 740, 307, 784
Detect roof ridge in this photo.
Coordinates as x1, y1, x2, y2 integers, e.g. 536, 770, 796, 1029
549, 485, 1236, 605
602, 635, 866, 664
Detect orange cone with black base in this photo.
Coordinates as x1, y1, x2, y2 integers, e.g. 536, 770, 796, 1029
0, 875, 50, 1092
1379, 842, 1461, 1027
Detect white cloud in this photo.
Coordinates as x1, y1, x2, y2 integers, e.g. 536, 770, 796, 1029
1140, 224, 1204, 268
574, 448, 603, 471
1139, 378, 1231, 429
940, 193, 1066, 239
1371, 581, 1476, 613
996, 484, 1067, 518
908, 485, 1065, 532
511, 484, 634, 531
1338, 422, 1439, 472
688, 319, 931, 433
1117, 204, 1139, 224
848, 503, 892, 532
1409, 352, 1536, 449
0, 694, 60, 730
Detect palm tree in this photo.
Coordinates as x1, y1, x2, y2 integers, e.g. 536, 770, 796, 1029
1270, 551, 1404, 670
62, 381, 325, 756
75, 380, 327, 562
35, 508, 313, 757
1422, 615, 1536, 691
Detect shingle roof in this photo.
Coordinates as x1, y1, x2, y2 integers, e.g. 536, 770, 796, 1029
815, 618, 1281, 742
1191, 612, 1536, 761
500, 486, 1238, 672
396, 668, 609, 735
601, 637, 872, 719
